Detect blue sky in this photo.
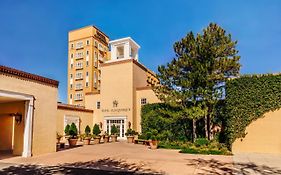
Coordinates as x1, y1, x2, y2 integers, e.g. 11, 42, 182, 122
0, 0, 281, 103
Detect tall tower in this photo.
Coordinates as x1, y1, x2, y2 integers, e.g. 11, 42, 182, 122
67, 26, 109, 106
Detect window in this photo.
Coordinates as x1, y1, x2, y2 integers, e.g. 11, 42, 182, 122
70, 84, 73, 89
86, 40, 90, 45
70, 64, 73, 68
96, 101, 100, 109
86, 72, 89, 76
71, 43, 74, 49
70, 94, 72, 99
75, 93, 83, 100
76, 41, 83, 49
71, 54, 73, 58
141, 98, 147, 105
86, 82, 89, 87
76, 62, 83, 69
94, 71, 97, 83
76, 52, 84, 59
70, 74, 73, 78
75, 83, 83, 90
75, 72, 83, 79
94, 40, 98, 47
86, 61, 89, 66
86, 50, 89, 56
94, 51, 98, 67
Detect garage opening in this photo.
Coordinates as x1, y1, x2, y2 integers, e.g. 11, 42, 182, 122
0, 90, 34, 158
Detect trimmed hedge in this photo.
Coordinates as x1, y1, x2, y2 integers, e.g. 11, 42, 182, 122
224, 74, 281, 146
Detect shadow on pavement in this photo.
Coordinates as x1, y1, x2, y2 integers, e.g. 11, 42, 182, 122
186, 158, 281, 175
0, 158, 162, 175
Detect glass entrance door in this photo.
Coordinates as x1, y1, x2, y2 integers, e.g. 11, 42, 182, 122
106, 119, 125, 138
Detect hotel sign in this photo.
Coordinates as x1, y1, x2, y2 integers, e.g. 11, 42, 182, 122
101, 100, 130, 112
101, 108, 131, 113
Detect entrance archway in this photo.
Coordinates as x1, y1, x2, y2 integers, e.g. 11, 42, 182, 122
0, 90, 34, 158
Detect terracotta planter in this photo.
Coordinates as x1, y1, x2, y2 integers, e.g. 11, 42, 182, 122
57, 138, 61, 144
93, 137, 101, 144
127, 136, 134, 143
111, 135, 117, 142
83, 138, 91, 145
68, 138, 78, 147
149, 140, 158, 149
104, 136, 109, 143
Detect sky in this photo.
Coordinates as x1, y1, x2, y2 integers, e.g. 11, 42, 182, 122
0, 0, 281, 103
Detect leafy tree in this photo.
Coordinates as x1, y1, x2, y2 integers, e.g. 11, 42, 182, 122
155, 23, 240, 141
85, 125, 91, 136
93, 124, 101, 137
64, 124, 70, 135
111, 124, 118, 135
69, 123, 78, 138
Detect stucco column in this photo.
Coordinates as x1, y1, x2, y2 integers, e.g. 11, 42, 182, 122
22, 99, 34, 157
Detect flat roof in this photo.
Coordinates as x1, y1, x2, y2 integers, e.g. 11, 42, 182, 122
68, 25, 109, 39
0, 65, 59, 88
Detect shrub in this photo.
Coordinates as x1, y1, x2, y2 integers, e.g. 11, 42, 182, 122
64, 124, 70, 135
194, 138, 209, 147
93, 124, 101, 137
85, 125, 91, 136
68, 123, 78, 139
111, 124, 118, 135
125, 128, 135, 136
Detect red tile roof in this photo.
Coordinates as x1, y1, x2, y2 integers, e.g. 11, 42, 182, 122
0, 65, 59, 88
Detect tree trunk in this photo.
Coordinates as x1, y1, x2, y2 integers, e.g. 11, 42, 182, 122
204, 115, 208, 139
192, 119, 197, 142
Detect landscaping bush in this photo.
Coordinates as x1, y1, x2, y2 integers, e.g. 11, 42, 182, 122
85, 125, 91, 136
158, 139, 231, 155
64, 124, 70, 135
93, 124, 101, 137
125, 128, 136, 136
111, 124, 118, 135
68, 123, 78, 138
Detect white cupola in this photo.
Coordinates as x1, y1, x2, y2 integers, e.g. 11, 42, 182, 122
108, 37, 140, 62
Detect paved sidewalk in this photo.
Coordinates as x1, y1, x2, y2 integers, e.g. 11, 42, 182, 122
1, 142, 281, 174
233, 153, 281, 175
0, 142, 233, 174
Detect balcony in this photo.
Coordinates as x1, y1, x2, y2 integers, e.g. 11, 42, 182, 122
75, 76, 83, 81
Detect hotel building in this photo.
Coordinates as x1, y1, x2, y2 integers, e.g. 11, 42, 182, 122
68, 26, 110, 106
1, 25, 281, 157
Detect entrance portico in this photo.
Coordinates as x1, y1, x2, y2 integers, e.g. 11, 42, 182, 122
104, 116, 127, 139
0, 90, 34, 158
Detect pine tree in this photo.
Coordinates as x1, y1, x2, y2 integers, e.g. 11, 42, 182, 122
155, 23, 240, 141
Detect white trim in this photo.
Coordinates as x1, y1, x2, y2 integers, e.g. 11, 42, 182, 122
109, 37, 140, 49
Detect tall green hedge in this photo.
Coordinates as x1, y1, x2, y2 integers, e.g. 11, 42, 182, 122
224, 74, 281, 146
141, 103, 191, 141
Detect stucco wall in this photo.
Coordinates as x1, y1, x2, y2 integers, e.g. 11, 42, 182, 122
232, 108, 281, 154
0, 116, 13, 151
99, 61, 134, 130
56, 108, 93, 136
0, 75, 58, 156
0, 101, 25, 155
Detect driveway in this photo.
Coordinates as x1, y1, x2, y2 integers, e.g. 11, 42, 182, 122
0, 141, 280, 174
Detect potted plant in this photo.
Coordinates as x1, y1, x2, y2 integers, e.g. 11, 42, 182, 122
104, 132, 109, 143
65, 123, 78, 147
111, 124, 118, 142
149, 129, 159, 149
56, 132, 63, 144
125, 128, 135, 143
83, 125, 92, 145
92, 124, 101, 144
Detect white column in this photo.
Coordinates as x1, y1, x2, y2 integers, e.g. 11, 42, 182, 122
124, 43, 130, 59
22, 99, 34, 157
